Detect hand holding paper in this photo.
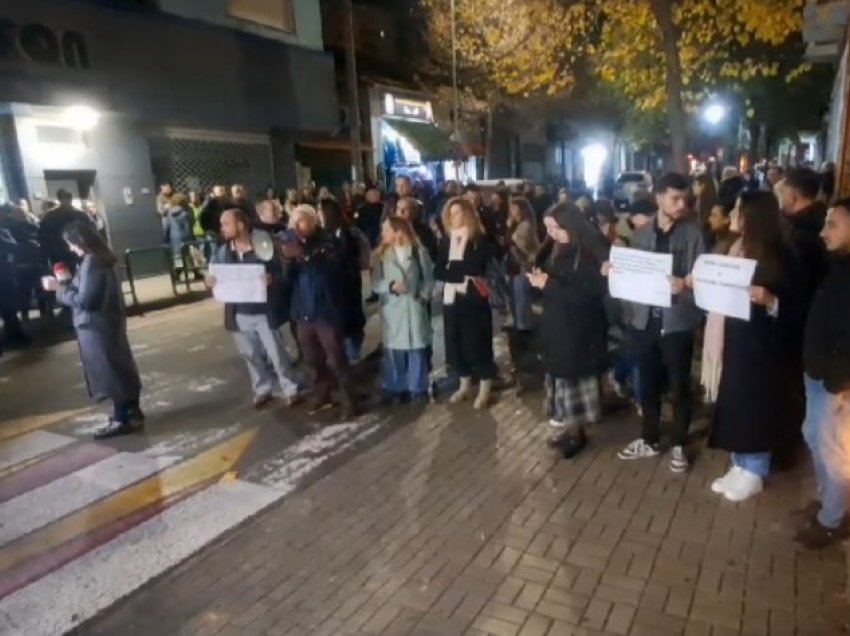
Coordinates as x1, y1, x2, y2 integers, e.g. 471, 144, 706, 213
692, 254, 758, 320
208, 263, 267, 304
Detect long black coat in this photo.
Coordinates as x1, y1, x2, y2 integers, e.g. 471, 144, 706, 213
436, 235, 497, 380
57, 255, 141, 403
328, 226, 366, 339
710, 250, 805, 454
540, 246, 608, 381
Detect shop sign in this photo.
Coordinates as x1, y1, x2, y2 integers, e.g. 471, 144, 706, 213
0, 20, 89, 69
383, 93, 433, 122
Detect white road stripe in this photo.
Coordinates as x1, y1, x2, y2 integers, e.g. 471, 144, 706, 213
0, 453, 178, 546
0, 479, 281, 636
0, 432, 75, 472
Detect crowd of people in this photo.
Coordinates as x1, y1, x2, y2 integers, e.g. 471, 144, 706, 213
6, 162, 849, 551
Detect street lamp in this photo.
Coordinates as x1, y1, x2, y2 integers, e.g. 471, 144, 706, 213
703, 103, 727, 126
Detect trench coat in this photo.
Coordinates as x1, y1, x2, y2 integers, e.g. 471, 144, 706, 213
57, 254, 141, 403
373, 245, 435, 351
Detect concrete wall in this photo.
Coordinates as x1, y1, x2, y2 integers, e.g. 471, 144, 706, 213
160, 0, 324, 51
0, 0, 338, 133
13, 104, 160, 257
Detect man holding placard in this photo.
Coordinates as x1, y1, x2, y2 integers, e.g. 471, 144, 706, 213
602, 173, 706, 473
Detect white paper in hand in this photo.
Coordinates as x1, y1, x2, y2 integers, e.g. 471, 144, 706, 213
692, 254, 757, 320
608, 246, 674, 308
209, 263, 267, 304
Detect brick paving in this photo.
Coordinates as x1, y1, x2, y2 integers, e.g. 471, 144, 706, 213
81, 391, 850, 636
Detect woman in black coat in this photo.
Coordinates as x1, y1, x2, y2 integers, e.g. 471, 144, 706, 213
317, 198, 367, 363
529, 203, 608, 458
43, 221, 143, 440
436, 196, 497, 409
709, 191, 805, 502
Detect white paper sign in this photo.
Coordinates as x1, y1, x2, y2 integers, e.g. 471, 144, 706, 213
209, 263, 267, 304
692, 254, 757, 320
608, 246, 674, 308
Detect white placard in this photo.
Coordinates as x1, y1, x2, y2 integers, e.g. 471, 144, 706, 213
692, 254, 758, 320
608, 246, 674, 308
208, 264, 267, 304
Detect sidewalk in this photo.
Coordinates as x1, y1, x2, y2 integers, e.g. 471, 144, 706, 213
82, 390, 849, 636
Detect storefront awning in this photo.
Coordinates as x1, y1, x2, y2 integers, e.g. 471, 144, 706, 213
383, 117, 453, 161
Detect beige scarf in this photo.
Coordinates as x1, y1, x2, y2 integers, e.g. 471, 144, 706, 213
701, 237, 744, 403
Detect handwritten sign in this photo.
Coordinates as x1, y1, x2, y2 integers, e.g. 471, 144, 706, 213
608, 246, 674, 308
692, 254, 757, 320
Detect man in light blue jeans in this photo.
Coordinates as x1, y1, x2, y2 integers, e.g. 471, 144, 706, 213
798, 199, 850, 548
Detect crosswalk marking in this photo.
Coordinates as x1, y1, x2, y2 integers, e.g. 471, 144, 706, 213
0, 479, 281, 636
0, 452, 178, 545
0, 431, 75, 473
0, 428, 258, 574
0, 409, 91, 443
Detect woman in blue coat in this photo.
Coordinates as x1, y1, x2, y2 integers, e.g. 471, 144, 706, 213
44, 221, 143, 439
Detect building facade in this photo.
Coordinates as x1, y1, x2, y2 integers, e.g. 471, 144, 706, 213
0, 0, 338, 254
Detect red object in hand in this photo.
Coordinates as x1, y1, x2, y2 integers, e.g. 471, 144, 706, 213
53, 263, 71, 283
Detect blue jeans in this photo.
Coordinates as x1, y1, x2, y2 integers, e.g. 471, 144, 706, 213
382, 348, 429, 396
511, 274, 533, 331
344, 333, 364, 364
731, 452, 771, 478
232, 313, 300, 398
803, 375, 850, 529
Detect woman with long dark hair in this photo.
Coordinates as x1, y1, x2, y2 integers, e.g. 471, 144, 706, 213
529, 203, 608, 458
437, 196, 497, 409
708, 191, 804, 501
693, 173, 719, 228
317, 197, 367, 363
42, 221, 143, 439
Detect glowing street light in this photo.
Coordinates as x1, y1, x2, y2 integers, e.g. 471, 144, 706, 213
581, 142, 608, 189
703, 103, 727, 126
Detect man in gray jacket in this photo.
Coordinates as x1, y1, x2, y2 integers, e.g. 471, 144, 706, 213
603, 172, 706, 472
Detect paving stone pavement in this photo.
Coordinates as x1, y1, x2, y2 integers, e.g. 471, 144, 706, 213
81, 391, 850, 636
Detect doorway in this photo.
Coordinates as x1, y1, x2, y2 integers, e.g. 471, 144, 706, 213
43, 169, 97, 207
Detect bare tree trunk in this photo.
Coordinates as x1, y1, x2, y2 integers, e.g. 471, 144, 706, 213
650, 0, 688, 173
484, 96, 496, 179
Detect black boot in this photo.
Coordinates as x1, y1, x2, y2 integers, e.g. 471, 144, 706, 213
547, 429, 587, 459
94, 419, 135, 440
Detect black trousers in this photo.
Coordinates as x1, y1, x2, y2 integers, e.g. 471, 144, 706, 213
635, 318, 694, 447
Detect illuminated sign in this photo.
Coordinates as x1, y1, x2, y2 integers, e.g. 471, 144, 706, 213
383, 93, 433, 122
0, 20, 89, 69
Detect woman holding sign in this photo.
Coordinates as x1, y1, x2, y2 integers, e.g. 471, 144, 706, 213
707, 191, 805, 502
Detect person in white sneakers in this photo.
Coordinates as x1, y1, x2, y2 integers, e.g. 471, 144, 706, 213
707, 191, 805, 501
603, 173, 705, 472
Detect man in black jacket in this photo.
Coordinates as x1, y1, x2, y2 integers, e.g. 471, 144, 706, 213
797, 198, 850, 549
781, 168, 829, 305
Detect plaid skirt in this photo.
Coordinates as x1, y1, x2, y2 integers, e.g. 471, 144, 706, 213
544, 374, 601, 429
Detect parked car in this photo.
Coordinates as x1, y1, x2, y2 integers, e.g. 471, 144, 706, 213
612, 172, 652, 211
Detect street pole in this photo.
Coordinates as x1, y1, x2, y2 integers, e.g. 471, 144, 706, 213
343, 0, 363, 183
450, 0, 460, 180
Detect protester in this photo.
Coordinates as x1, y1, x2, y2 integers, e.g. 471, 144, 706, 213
38, 189, 91, 272
283, 204, 358, 418
437, 197, 497, 409
207, 208, 300, 409
317, 198, 366, 364
693, 173, 718, 229
396, 196, 439, 262
374, 216, 435, 404
355, 186, 384, 249
0, 221, 30, 353
706, 201, 738, 255
156, 182, 174, 238
707, 191, 804, 501
505, 197, 539, 333
188, 190, 205, 239
199, 185, 230, 239
164, 193, 193, 276
797, 197, 850, 547
608, 173, 705, 472
765, 165, 784, 191
530, 203, 607, 459
43, 221, 143, 439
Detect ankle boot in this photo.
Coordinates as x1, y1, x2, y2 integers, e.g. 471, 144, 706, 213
473, 379, 492, 410
450, 377, 472, 404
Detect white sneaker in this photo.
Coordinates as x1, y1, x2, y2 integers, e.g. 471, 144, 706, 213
549, 419, 567, 430
669, 446, 689, 473
723, 469, 763, 502
710, 466, 739, 494
617, 438, 660, 460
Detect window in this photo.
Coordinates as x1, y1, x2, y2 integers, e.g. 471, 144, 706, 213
228, 0, 296, 33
